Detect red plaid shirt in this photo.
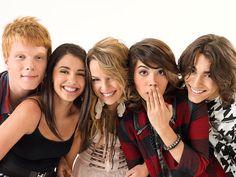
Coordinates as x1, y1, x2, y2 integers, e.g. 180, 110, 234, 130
0, 71, 10, 124
117, 89, 227, 177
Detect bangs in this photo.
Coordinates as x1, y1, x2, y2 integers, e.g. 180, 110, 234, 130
134, 46, 168, 70
140, 57, 159, 69
14, 34, 50, 48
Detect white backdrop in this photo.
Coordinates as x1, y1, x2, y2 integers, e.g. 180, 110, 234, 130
1, 0, 236, 71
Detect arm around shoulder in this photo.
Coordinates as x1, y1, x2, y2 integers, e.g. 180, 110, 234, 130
0, 98, 41, 160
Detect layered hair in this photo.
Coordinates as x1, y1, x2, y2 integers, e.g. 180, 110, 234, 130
2, 16, 51, 61
86, 37, 129, 143
40, 43, 91, 145
128, 38, 181, 108
178, 34, 236, 107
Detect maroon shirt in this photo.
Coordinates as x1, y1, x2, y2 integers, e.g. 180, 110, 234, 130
117, 90, 227, 177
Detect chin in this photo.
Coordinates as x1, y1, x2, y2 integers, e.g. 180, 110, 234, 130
104, 101, 116, 106
23, 82, 40, 89
23, 86, 38, 91
188, 93, 203, 103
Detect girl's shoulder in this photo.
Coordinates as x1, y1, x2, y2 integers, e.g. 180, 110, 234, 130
120, 106, 148, 129
5, 96, 42, 135
18, 97, 42, 122
20, 96, 42, 112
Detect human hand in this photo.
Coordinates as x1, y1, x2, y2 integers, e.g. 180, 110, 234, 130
125, 163, 149, 177
57, 157, 73, 177
146, 86, 173, 133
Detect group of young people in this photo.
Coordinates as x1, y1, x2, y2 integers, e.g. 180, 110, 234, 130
0, 16, 235, 177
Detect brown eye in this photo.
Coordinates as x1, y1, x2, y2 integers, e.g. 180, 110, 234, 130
158, 69, 165, 75
139, 70, 148, 76
35, 56, 43, 60
92, 78, 99, 82
16, 55, 25, 59
190, 66, 196, 73
205, 73, 211, 78
60, 70, 69, 74
79, 73, 85, 76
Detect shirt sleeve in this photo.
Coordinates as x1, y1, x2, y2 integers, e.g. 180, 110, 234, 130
176, 101, 210, 175
209, 117, 236, 174
117, 115, 145, 169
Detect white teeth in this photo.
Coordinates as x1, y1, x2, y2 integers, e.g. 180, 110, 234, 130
191, 87, 204, 94
64, 86, 77, 92
102, 92, 113, 97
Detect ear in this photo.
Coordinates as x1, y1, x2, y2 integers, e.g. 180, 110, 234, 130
4, 58, 9, 69
4, 58, 7, 64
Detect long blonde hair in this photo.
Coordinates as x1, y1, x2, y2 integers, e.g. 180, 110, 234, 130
86, 37, 129, 144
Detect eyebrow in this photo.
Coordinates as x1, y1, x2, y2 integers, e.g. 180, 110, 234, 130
59, 66, 70, 69
137, 65, 149, 69
77, 69, 85, 72
203, 71, 210, 74
137, 65, 162, 70
35, 52, 47, 56
192, 66, 210, 74
59, 66, 85, 72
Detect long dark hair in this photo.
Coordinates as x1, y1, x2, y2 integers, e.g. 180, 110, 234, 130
178, 34, 236, 107
41, 43, 91, 141
128, 38, 181, 110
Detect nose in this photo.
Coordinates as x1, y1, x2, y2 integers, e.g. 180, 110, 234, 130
149, 74, 157, 87
149, 83, 157, 87
67, 74, 76, 84
191, 74, 202, 87
101, 79, 109, 90
25, 59, 35, 71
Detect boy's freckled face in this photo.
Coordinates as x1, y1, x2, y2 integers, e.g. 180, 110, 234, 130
6, 41, 48, 92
